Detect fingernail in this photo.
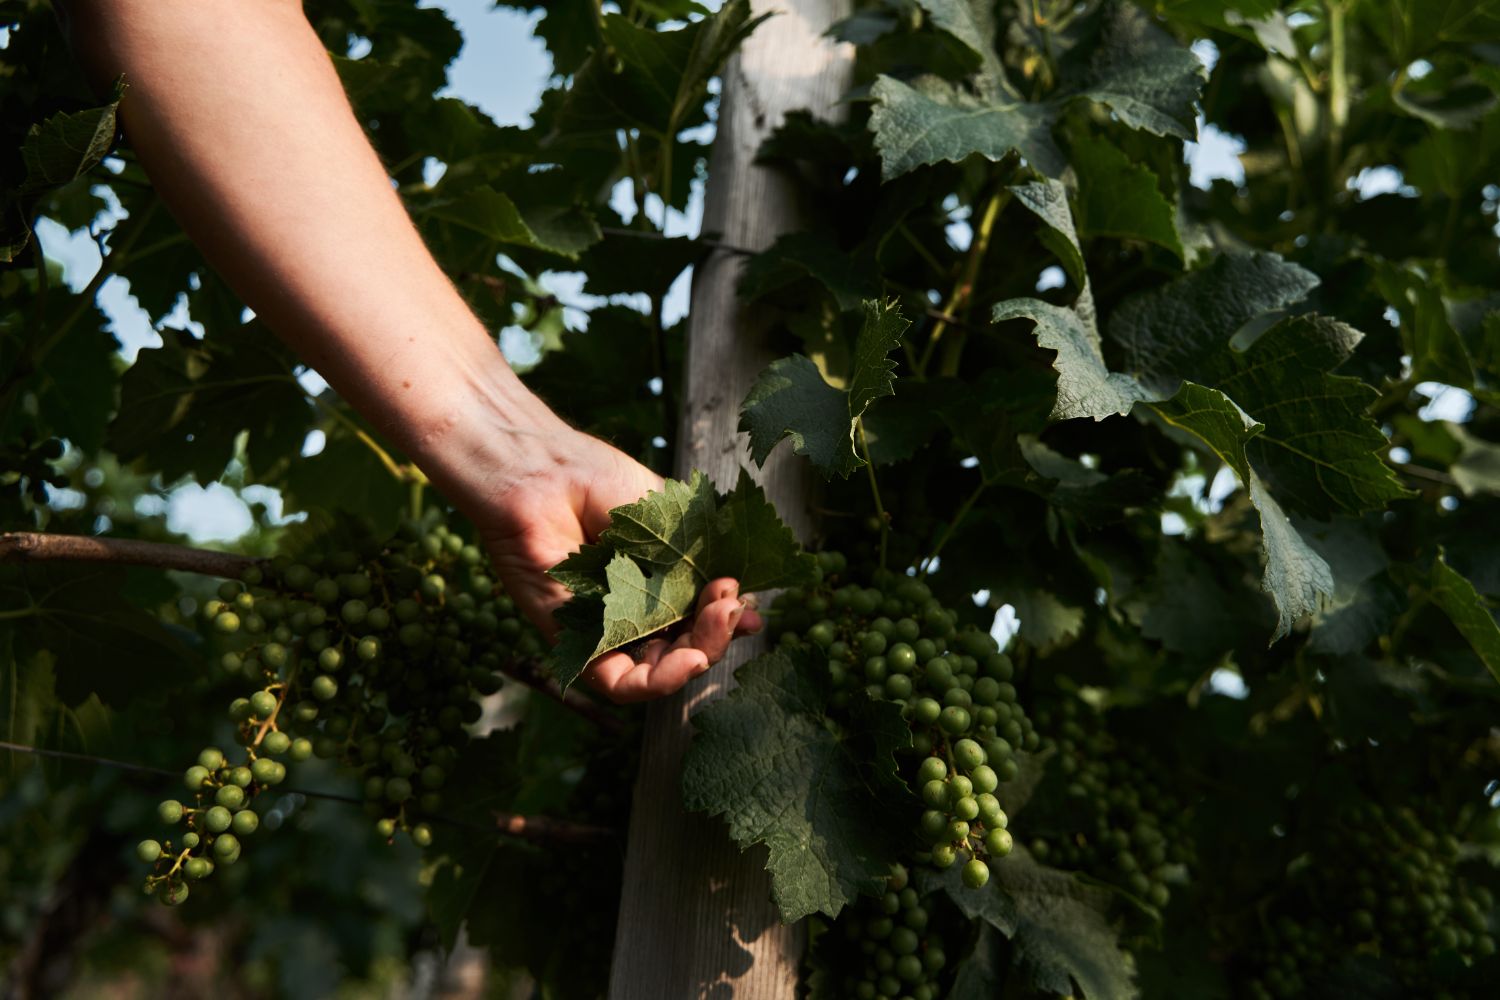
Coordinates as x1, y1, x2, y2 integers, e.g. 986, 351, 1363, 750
740, 593, 759, 611
726, 605, 744, 640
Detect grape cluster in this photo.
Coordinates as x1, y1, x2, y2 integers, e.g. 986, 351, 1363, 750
139, 513, 537, 904
814, 865, 952, 1000
1026, 698, 1194, 911
1240, 800, 1496, 1000
774, 553, 1039, 891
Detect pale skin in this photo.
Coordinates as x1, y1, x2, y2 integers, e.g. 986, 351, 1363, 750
63, 0, 761, 702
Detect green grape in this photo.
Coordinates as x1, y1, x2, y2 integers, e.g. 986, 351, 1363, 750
248, 690, 278, 718
157, 800, 184, 824
930, 844, 956, 869
310, 674, 338, 701
938, 705, 971, 736
250, 757, 280, 784
182, 832, 200, 849
184, 857, 214, 880
212, 833, 241, 860
231, 809, 259, 835
198, 747, 226, 771
970, 764, 998, 794
412, 823, 433, 847
215, 785, 246, 809
228, 766, 253, 787
376, 817, 397, 838
984, 828, 1013, 857
261, 730, 291, 756
385, 776, 413, 802
952, 796, 980, 822
288, 737, 314, 761
953, 738, 985, 771
917, 757, 948, 784
158, 881, 190, 906
183, 765, 210, 791
204, 805, 233, 833
213, 611, 241, 634
136, 840, 162, 864
356, 636, 381, 661
318, 646, 343, 672
961, 858, 990, 889
920, 780, 948, 809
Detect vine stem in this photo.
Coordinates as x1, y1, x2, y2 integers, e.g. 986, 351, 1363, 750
0, 531, 260, 578
0, 532, 623, 734
920, 482, 987, 578
496, 811, 614, 845
0, 740, 616, 847
1326, 0, 1349, 185
918, 190, 1008, 378
856, 420, 889, 569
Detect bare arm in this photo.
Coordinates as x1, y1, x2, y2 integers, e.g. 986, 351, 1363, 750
62, 0, 758, 701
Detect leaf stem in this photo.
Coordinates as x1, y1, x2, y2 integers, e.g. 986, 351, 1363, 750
857, 419, 889, 569
309, 394, 425, 486
918, 190, 1008, 378
1326, 0, 1349, 184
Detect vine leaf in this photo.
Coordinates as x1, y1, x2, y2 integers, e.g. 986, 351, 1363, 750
1152, 383, 1334, 640
993, 298, 1154, 421
681, 647, 912, 922
1427, 552, 1500, 686
869, 2, 1204, 179
1070, 133, 1183, 259
920, 848, 1138, 1000
740, 299, 911, 478
547, 471, 815, 689
2, 90, 120, 261
1010, 177, 1087, 288
418, 186, 600, 260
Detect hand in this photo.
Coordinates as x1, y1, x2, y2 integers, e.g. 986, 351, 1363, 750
475, 429, 763, 703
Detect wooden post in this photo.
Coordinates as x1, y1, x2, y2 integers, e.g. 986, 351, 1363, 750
607, 1, 853, 997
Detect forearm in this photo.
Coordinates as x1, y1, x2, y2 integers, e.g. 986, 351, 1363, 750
63, 0, 565, 510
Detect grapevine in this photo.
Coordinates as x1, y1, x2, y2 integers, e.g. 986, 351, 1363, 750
138, 513, 540, 903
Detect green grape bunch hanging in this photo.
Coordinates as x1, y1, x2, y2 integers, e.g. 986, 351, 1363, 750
772, 552, 1040, 893
138, 513, 538, 905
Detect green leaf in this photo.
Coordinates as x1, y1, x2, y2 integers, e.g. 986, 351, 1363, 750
1005, 588, 1086, 652
1151, 383, 1333, 640
1359, 0, 1500, 62
993, 298, 1155, 420
1212, 315, 1413, 518
560, 0, 767, 138
868, 75, 1065, 180
1428, 552, 1500, 686
280, 428, 409, 538
547, 471, 815, 689
418, 186, 599, 260
1069, 1, 1206, 141
1109, 252, 1320, 390
740, 299, 911, 478
681, 647, 912, 921
0, 565, 194, 707
1371, 260, 1475, 388
1070, 133, 1183, 259
738, 231, 882, 311
109, 326, 313, 484
18, 99, 119, 196
1010, 177, 1087, 289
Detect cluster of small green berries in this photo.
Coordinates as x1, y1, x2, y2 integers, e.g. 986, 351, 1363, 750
817, 865, 950, 1000
773, 552, 1038, 891
140, 513, 538, 903
1027, 698, 1194, 911
1241, 800, 1496, 1000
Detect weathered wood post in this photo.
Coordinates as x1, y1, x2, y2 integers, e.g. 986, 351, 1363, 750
607, 1, 853, 996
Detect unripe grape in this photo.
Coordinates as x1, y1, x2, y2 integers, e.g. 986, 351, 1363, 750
953, 738, 985, 771
984, 828, 1013, 857
961, 858, 990, 889
159, 881, 190, 906
357, 636, 381, 661
318, 646, 343, 673
921, 780, 948, 809
250, 757, 280, 785
953, 796, 980, 822
227, 766, 252, 787
205, 805, 233, 832
895, 954, 923, 984
213, 611, 241, 634
385, 776, 413, 802
938, 705, 970, 735
931, 844, 957, 869
310, 675, 338, 701
366, 607, 391, 631
913, 698, 941, 726
412, 823, 433, 847
183, 765, 210, 791
919, 810, 948, 843
198, 747, 226, 771
970, 764, 998, 794
185, 857, 214, 880
248, 690, 278, 718
946, 820, 970, 842
215, 785, 246, 809
917, 756, 948, 784
158, 800, 184, 824
182, 832, 200, 849
313, 578, 340, 604
948, 775, 973, 799
262, 731, 291, 756
136, 839, 163, 863
289, 737, 314, 761
231, 809, 259, 835
212, 833, 240, 860
976, 793, 1003, 826
292, 702, 319, 723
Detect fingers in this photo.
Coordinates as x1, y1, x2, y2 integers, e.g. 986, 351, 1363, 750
584, 641, 709, 704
